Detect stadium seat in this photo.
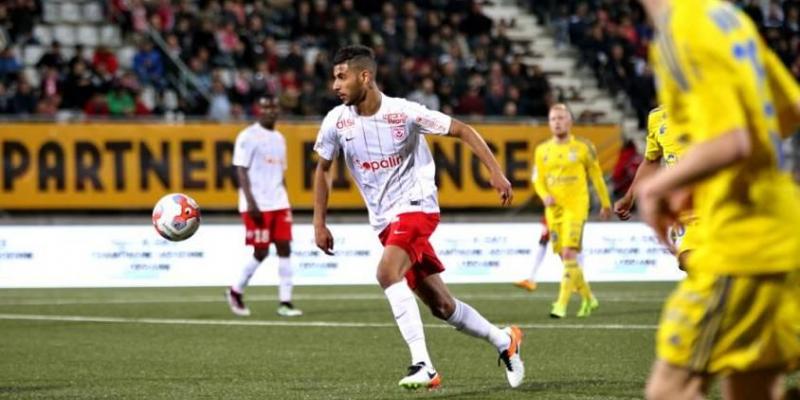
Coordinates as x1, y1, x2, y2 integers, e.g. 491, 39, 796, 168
23, 45, 44, 66
76, 26, 99, 47
22, 67, 39, 88
82, 2, 104, 23
60, 2, 81, 23
32, 25, 53, 46
52, 25, 77, 46
99, 25, 122, 47
116, 46, 136, 69
42, 2, 61, 23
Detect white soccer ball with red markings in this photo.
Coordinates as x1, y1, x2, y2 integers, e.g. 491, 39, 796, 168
152, 193, 201, 241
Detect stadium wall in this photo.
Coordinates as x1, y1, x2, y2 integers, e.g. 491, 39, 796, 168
0, 122, 621, 210
0, 222, 683, 288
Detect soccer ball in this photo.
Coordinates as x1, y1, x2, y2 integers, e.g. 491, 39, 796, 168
152, 193, 201, 241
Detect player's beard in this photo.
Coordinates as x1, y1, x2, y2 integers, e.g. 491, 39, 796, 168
345, 83, 368, 106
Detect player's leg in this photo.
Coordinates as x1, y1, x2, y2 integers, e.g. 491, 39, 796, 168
414, 272, 525, 388
644, 359, 711, 400
377, 243, 438, 389
564, 220, 597, 317
226, 211, 270, 316
272, 209, 301, 317
549, 220, 572, 318
720, 369, 784, 400
515, 220, 549, 291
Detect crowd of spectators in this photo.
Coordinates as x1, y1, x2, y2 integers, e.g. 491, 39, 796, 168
0, 0, 556, 120
529, 0, 800, 129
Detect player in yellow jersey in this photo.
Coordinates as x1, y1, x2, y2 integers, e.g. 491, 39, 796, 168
533, 103, 611, 318
613, 106, 698, 268
635, 0, 800, 398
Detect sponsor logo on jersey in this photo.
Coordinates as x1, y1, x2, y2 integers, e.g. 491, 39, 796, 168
336, 118, 355, 130
356, 155, 403, 171
384, 113, 407, 125
392, 126, 406, 139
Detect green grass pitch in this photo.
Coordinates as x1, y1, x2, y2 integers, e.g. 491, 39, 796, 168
0, 282, 794, 399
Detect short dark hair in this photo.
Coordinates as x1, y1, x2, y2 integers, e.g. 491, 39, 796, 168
332, 45, 377, 75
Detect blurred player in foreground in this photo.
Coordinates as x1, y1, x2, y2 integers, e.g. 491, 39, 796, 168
637, 0, 800, 398
225, 96, 303, 318
313, 45, 524, 390
533, 104, 611, 318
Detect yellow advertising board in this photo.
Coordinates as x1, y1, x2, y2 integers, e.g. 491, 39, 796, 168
0, 123, 620, 210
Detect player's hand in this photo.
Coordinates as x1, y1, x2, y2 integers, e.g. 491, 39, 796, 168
599, 207, 611, 221
490, 170, 513, 206
636, 180, 678, 249
247, 206, 263, 226
543, 195, 555, 207
314, 225, 335, 255
613, 194, 633, 220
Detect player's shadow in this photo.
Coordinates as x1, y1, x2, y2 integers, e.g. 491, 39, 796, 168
517, 378, 643, 395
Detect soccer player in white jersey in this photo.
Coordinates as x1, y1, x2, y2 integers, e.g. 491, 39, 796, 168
312, 45, 525, 390
225, 96, 302, 318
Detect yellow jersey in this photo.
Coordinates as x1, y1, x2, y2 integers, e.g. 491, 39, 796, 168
645, 106, 686, 166
534, 135, 611, 220
652, 0, 800, 274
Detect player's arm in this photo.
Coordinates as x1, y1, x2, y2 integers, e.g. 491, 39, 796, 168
447, 119, 513, 206
532, 146, 554, 206
584, 143, 612, 220
312, 157, 335, 255
615, 112, 663, 220
236, 166, 262, 225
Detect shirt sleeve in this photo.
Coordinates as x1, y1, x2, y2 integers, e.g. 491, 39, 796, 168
763, 43, 800, 138
584, 141, 612, 209
405, 100, 452, 136
533, 145, 551, 200
644, 110, 664, 161
313, 112, 340, 161
232, 131, 253, 168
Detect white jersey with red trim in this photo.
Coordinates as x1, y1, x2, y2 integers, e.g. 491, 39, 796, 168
314, 93, 452, 231
232, 123, 290, 212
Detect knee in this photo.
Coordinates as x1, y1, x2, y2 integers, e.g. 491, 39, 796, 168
276, 242, 291, 258
376, 268, 403, 289
561, 248, 578, 261
644, 379, 668, 400
428, 297, 455, 320
253, 249, 268, 262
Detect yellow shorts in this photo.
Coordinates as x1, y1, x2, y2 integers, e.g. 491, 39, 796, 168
656, 269, 800, 375
549, 218, 585, 254
670, 219, 700, 256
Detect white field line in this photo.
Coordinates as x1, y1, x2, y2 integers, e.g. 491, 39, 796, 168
0, 293, 667, 306
0, 313, 658, 330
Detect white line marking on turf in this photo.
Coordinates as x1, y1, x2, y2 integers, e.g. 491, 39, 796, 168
0, 293, 667, 306
0, 313, 658, 330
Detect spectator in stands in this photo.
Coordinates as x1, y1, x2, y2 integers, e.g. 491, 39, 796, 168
0, 47, 21, 84
207, 79, 232, 121
7, 0, 37, 44
36, 41, 65, 72
68, 45, 89, 71
11, 79, 36, 114
92, 45, 119, 76
408, 77, 440, 111
485, 81, 507, 116
461, 1, 493, 39
0, 82, 12, 113
61, 60, 95, 110
611, 139, 642, 200
133, 40, 165, 90
39, 66, 62, 100
107, 83, 136, 116
84, 92, 110, 116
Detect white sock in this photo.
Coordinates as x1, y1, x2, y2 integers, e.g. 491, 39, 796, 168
446, 298, 511, 352
233, 256, 261, 293
278, 257, 293, 303
529, 242, 548, 281
384, 281, 432, 368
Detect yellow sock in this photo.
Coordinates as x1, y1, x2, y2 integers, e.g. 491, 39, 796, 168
566, 259, 593, 300
556, 266, 575, 306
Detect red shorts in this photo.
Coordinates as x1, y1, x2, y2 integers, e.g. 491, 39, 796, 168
378, 212, 445, 290
241, 208, 293, 248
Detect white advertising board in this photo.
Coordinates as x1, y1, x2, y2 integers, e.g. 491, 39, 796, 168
0, 222, 684, 288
